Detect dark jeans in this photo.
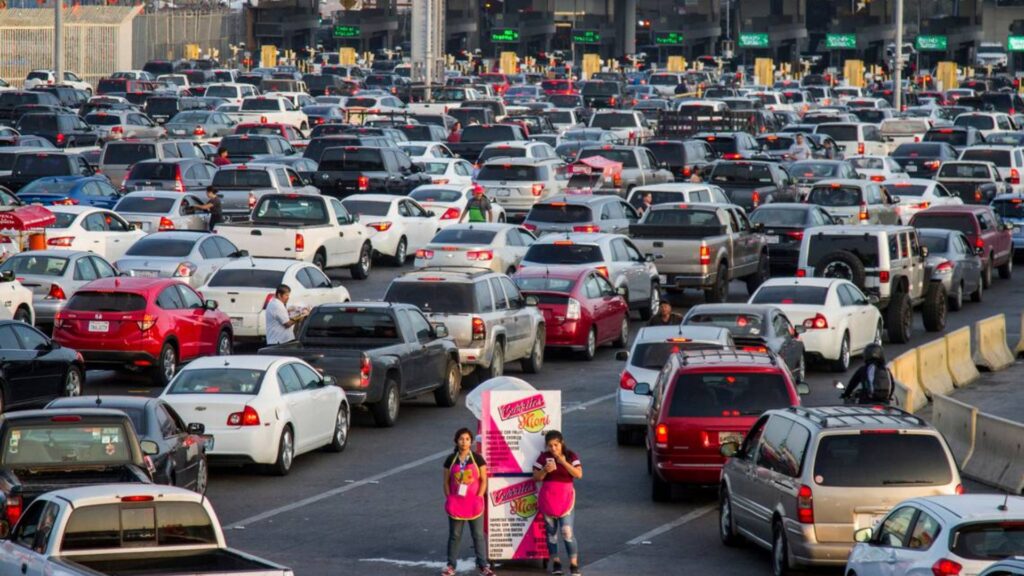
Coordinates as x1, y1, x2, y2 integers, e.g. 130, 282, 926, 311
448, 515, 489, 569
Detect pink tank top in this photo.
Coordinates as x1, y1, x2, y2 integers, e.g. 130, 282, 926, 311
445, 453, 485, 520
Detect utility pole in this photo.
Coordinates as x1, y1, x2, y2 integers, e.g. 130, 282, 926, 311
894, 0, 904, 111
54, 0, 63, 87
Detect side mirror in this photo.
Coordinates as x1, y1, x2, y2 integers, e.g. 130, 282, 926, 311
634, 382, 652, 396
140, 440, 160, 456
616, 286, 628, 297
615, 350, 629, 361
834, 380, 847, 391
644, 253, 657, 262
434, 324, 449, 338
427, 210, 436, 217
204, 299, 219, 310
302, 177, 312, 186
231, 250, 249, 258
920, 246, 929, 257
524, 294, 539, 307
187, 422, 205, 435
794, 325, 807, 335
1005, 223, 1015, 232
753, 222, 766, 233
891, 196, 901, 203
854, 527, 874, 543
720, 441, 739, 458
868, 295, 880, 305
351, 213, 360, 223
797, 382, 810, 395
323, 375, 338, 387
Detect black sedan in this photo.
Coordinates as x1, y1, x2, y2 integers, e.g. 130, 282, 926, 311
47, 395, 208, 493
890, 142, 960, 179
0, 319, 84, 412
749, 203, 837, 276
682, 304, 807, 383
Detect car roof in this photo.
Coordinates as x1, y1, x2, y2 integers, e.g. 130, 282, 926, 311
399, 268, 496, 280
80, 277, 180, 291
632, 183, 710, 193
50, 395, 155, 410
50, 205, 105, 215
137, 230, 210, 241
812, 178, 869, 187
214, 257, 307, 272
760, 276, 841, 289
675, 349, 784, 370
539, 195, 616, 206
778, 405, 931, 430
121, 190, 191, 199
183, 354, 293, 371
14, 249, 90, 258
441, 223, 512, 232
342, 193, 400, 204
37, 483, 203, 507
533, 232, 618, 244
915, 205, 987, 214
686, 303, 778, 317
2, 407, 134, 422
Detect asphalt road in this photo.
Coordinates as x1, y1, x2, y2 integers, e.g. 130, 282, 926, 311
82, 259, 1024, 576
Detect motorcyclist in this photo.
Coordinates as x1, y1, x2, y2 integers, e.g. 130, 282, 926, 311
841, 343, 895, 404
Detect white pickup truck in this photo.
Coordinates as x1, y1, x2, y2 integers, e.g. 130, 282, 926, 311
235, 96, 309, 131
214, 193, 374, 278
0, 484, 293, 576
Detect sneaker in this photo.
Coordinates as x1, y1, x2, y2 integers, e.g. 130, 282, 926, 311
440, 566, 456, 576
479, 567, 496, 576
551, 560, 563, 575
570, 565, 581, 576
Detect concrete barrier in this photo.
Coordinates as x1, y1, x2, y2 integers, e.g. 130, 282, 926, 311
932, 394, 977, 469
917, 338, 954, 399
972, 314, 1015, 372
962, 411, 1024, 494
890, 350, 927, 414
946, 326, 980, 387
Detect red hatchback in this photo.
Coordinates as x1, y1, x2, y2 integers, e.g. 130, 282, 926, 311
52, 278, 233, 386
513, 266, 629, 361
634, 350, 803, 502
910, 204, 1014, 284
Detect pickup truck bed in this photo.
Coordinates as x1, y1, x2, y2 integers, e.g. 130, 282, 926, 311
58, 548, 289, 576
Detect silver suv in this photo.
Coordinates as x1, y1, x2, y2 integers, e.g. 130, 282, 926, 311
384, 267, 545, 379
719, 405, 962, 576
476, 157, 567, 220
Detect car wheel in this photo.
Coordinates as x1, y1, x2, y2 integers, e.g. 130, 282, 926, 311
269, 427, 294, 476
580, 328, 597, 361
949, 281, 964, 312
616, 425, 635, 446
638, 283, 658, 321
744, 255, 769, 295
371, 378, 400, 427
999, 254, 1013, 279
705, 264, 729, 303
983, 256, 993, 288
325, 405, 349, 452
772, 521, 791, 576
885, 290, 913, 344
391, 237, 407, 266
922, 283, 947, 332
483, 343, 504, 381
831, 333, 850, 372
313, 249, 327, 271
64, 367, 83, 397
651, 464, 671, 502
216, 330, 232, 356
12, 306, 30, 324
971, 276, 984, 302
433, 359, 461, 407
194, 456, 208, 494
720, 491, 741, 546
814, 250, 867, 290
612, 316, 629, 348
521, 329, 544, 373
154, 343, 177, 386
350, 243, 372, 279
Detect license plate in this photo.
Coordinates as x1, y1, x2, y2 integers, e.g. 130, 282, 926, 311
88, 321, 109, 332
905, 165, 917, 172
140, 185, 156, 191
202, 435, 214, 451
134, 270, 160, 278
765, 235, 780, 244
494, 188, 511, 197
719, 431, 744, 445
230, 316, 243, 326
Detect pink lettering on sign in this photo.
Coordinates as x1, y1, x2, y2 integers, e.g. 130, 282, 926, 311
498, 394, 546, 421
490, 479, 537, 506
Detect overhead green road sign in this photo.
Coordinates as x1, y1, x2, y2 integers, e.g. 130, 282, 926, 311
825, 34, 857, 49
491, 29, 520, 43
1009, 36, 1024, 52
915, 35, 948, 51
738, 33, 770, 49
572, 29, 601, 44
654, 31, 685, 46
333, 25, 360, 38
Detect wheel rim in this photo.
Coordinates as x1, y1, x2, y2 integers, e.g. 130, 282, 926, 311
281, 430, 293, 470
773, 530, 786, 575
796, 357, 805, 383
14, 309, 28, 323
335, 409, 348, 446
195, 458, 208, 493
65, 370, 81, 396
315, 254, 325, 269
824, 261, 852, 280
361, 247, 371, 272
218, 335, 231, 356
492, 349, 503, 376
387, 386, 398, 422
448, 365, 460, 399
649, 288, 660, 316
841, 337, 850, 369
532, 337, 543, 369
874, 325, 882, 346
396, 240, 406, 262
162, 347, 176, 381
621, 318, 629, 343
587, 329, 596, 357
720, 497, 732, 538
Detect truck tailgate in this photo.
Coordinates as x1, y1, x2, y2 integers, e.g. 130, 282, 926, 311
57, 547, 292, 576
260, 344, 367, 390
214, 225, 304, 259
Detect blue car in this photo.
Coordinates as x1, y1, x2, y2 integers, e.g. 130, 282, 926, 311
991, 193, 1024, 253
16, 176, 121, 209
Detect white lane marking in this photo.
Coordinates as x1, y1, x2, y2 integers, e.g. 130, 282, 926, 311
360, 558, 477, 572
624, 504, 716, 545
227, 392, 616, 529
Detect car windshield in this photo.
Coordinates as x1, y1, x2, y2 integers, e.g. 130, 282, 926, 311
758, 136, 795, 151
751, 285, 829, 305
950, 523, 1024, 560
807, 186, 862, 206
341, 200, 390, 217
125, 237, 195, 257
524, 243, 602, 264
167, 368, 264, 394
129, 163, 177, 181
409, 188, 462, 203
241, 99, 283, 111
806, 234, 880, 268
959, 149, 1012, 167
207, 268, 285, 288
479, 147, 527, 162
13, 155, 70, 177
685, 313, 765, 338
581, 83, 619, 96
629, 341, 723, 369
985, 132, 1024, 145
317, 148, 384, 171
813, 433, 951, 486
431, 229, 497, 244
104, 143, 157, 165
925, 130, 968, 145
562, 131, 605, 142
848, 157, 883, 169
710, 163, 773, 184
911, 214, 975, 235
385, 282, 476, 314
1, 423, 133, 466
884, 184, 928, 196
0, 255, 68, 276
528, 204, 592, 223
116, 196, 176, 213
85, 114, 123, 126
668, 372, 792, 417
749, 208, 807, 226
939, 163, 993, 179
955, 115, 995, 130
253, 196, 327, 223
222, 138, 271, 156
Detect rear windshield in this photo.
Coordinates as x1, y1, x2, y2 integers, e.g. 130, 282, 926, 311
479, 147, 526, 162
385, 282, 476, 314
13, 155, 69, 177
125, 237, 195, 257
104, 143, 157, 165
528, 204, 592, 223
129, 163, 176, 181
241, 99, 283, 111
751, 285, 828, 305
590, 114, 636, 129
919, 234, 948, 253
222, 138, 271, 156
0, 154, 17, 171
235, 126, 285, 137
853, 110, 888, 124
318, 148, 384, 171
146, 99, 179, 115
955, 115, 995, 130
884, 184, 927, 196
253, 196, 327, 224
167, 368, 263, 395
807, 186, 863, 206
0, 255, 68, 276
211, 169, 272, 188
629, 191, 684, 208
514, 276, 574, 292
848, 157, 883, 169
524, 244, 602, 265
581, 82, 619, 96
816, 125, 858, 141
17, 115, 57, 131
0, 93, 43, 108
576, 148, 638, 167
341, 200, 390, 217
2, 423, 132, 466
409, 188, 462, 203
462, 126, 518, 141
549, 95, 581, 107
938, 163, 992, 179
645, 142, 685, 163
792, 162, 840, 179
642, 209, 721, 227
950, 522, 1024, 560
910, 214, 975, 235
630, 342, 724, 369
758, 136, 795, 151
924, 130, 967, 145
960, 149, 1012, 167
431, 229, 497, 244
116, 196, 176, 213
477, 165, 541, 181
685, 312, 764, 337
710, 163, 773, 185
893, 144, 945, 157
807, 234, 879, 268
749, 208, 807, 226
85, 114, 123, 126
991, 198, 1024, 219
204, 86, 238, 99
207, 268, 285, 288
813, 433, 952, 487
668, 372, 792, 417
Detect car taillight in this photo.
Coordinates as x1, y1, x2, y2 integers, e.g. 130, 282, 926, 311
699, 244, 710, 266
174, 165, 184, 192
110, 125, 124, 135
612, 172, 622, 187
619, 370, 637, 390
137, 314, 156, 331
932, 559, 962, 576
681, 166, 692, 177
467, 249, 493, 261
248, 192, 256, 211
47, 237, 74, 247
193, 125, 206, 136
5, 495, 22, 526
803, 313, 828, 329
916, 201, 930, 209
609, 96, 617, 106
471, 316, 485, 341
295, 233, 305, 252
796, 269, 806, 277
260, 115, 268, 123
752, 190, 761, 207
368, 221, 392, 232
227, 405, 261, 426
573, 224, 600, 233
975, 188, 983, 202
655, 423, 668, 444
857, 142, 865, 155
785, 231, 804, 241
174, 261, 196, 277
55, 133, 65, 145
797, 484, 814, 524
859, 202, 869, 221
870, 175, 885, 182
357, 175, 369, 191
46, 283, 66, 300
522, 223, 537, 231
596, 265, 609, 278
955, 483, 964, 495
1012, 168, 1021, 185
566, 297, 581, 320
359, 354, 371, 388
416, 249, 434, 259
263, 293, 274, 309
722, 153, 742, 160
880, 270, 890, 283
531, 183, 544, 196
159, 216, 175, 231
924, 160, 940, 170
440, 207, 460, 220
976, 237, 985, 249
52, 198, 77, 205
934, 260, 953, 274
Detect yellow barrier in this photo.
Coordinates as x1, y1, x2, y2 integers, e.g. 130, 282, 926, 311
1014, 311, 1024, 356
916, 338, 954, 398
962, 411, 1024, 494
946, 326, 980, 387
889, 350, 927, 413
932, 394, 977, 468
972, 314, 1014, 371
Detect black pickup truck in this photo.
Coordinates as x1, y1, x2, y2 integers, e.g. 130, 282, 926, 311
0, 408, 154, 522
0, 151, 98, 192
706, 160, 801, 211
313, 145, 432, 198
259, 302, 461, 427
448, 124, 527, 163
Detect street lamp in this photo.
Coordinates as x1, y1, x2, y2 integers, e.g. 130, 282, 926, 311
54, 0, 63, 88
894, 0, 904, 110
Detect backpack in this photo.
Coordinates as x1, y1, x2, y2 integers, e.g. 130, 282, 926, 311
867, 365, 893, 403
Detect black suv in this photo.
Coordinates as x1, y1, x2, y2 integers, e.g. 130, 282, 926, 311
303, 135, 390, 163
644, 139, 717, 179
15, 113, 99, 148
0, 151, 98, 191
0, 91, 60, 126
313, 146, 432, 198
580, 81, 625, 109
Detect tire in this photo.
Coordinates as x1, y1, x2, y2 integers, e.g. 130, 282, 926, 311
949, 281, 964, 312
651, 466, 672, 502
814, 250, 867, 290
612, 316, 629, 348
616, 425, 634, 446
638, 284, 658, 321
830, 333, 851, 372
12, 306, 30, 324
719, 491, 741, 546
999, 254, 1013, 279
391, 237, 407, 266
482, 342, 504, 381
325, 405, 349, 452
194, 455, 208, 494
433, 359, 461, 407
771, 521, 791, 576
744, 254, 770, 295
269, 427, 294, 476
580, 328, 597, 361
350, 243, 372, 279
153, 342, 177, 387
971, 276, 984, 302
704, 264, 729, 303
885, 290, 913, 344
313, 249, 327, 271
215, 330, 232, 356
370, 378, 400, 427
63, 367, 83, 397
983, 256, 993, 288
521, 330, 544, 373
922, 283, 947, 332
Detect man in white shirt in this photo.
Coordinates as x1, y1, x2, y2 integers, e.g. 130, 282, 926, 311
265, 284, 306, 345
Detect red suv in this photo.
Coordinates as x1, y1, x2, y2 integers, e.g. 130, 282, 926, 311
479, 73, 511, 96
513, 266, 629, 361
634, 350, 804, 502
910, 204, 1014, 285
52, 278, 233, 386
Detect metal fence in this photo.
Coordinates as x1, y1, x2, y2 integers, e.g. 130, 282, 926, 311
132, 9, 245, 66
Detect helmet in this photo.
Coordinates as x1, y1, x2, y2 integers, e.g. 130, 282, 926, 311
863, 343, 885, 364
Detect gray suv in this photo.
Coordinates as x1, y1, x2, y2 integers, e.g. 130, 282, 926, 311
719, 405, 962, 576
384, 267, 545, 379
523, 195, 639, 236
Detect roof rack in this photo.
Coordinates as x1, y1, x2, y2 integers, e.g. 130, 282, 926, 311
676, 348, 777, 367
784, 405, 928, 429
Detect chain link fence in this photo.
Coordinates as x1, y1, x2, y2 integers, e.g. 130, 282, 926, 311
132, 9, 245, 66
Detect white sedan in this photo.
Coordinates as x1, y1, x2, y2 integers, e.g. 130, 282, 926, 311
414, 223, 536, 275
414, 158, 476, 186
341, 194, 440, 265
44, 206, 146, 262
159, 355, 349, 475
0, 275, 34, 324
399, 141, 454, 161
848, 155, 909, 182
748, 277, 882, 372
200, 258, 350, 340
409, 184, 507, 228
882, 178, 964, 224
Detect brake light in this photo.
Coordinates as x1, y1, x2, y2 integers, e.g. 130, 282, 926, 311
174, 165, 184, 193
295, 233, 305, 252
681, 166, 692, 177
471, 316, 485, 341
573, 224, 600, 233
796, 269, 806, 277
870, 175, 885, 182
742, 346, 769, 353
752, 190, 761, 207
976, 237, 985, 250
975, 189, 983, 202
260, 115, 268, 123
803, 314, 828, 329
1012, 168, 1021, 185
924, 160, 940, 170
612, 172, 622, 187
722, 153, 742, 160
596, 266, 609, 278
935, 260, 953, 274
532, 183, 544, 196
566, 297, 581, 320
110, 125, 124, 135
263, 293, 274, 309
609, 97, 617, 106
859, 202, 869, 221
47, 237, 74, 247
785, 231, 804, 241
797, 484, 814, 524
932, 559, 962, 576
174, 262, 196, 277
955, 483, 964, 495
368, 221, 392, 232
357, 175, 369, 191
55, 133, 65, 146
699, 244, 710, 266
655, 423, 668, 445
416, 249, 434, 259
619, 370, 637, 391
137, 314, 156, 331
5, 495, 22, 526
158, 216, 175, 231
467, 250, 493, 261
880, 270, 890, 283
46, 283, 66, 300
227, 405, 261, 426
121, 495, 155, 503
857, 142, 865, 155
248, 192, 256, 211
440, 207, 460, 220
523, 223, 537, 231
52, 198, 77, 205
359, 354, 371, 388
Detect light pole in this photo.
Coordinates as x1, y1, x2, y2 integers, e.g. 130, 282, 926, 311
54, 0, 63, 87
894, 0, 904, 110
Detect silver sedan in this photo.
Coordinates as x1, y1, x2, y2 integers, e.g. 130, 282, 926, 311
114, 231, 246, 288
0, 250, 118, 326
918, 227, 984, 310
114, 191, 210, 232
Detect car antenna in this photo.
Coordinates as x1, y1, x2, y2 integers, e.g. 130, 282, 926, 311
998, 492, 1010, 512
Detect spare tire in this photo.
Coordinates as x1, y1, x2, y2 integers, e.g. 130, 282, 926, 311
814, 250, 867, 289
